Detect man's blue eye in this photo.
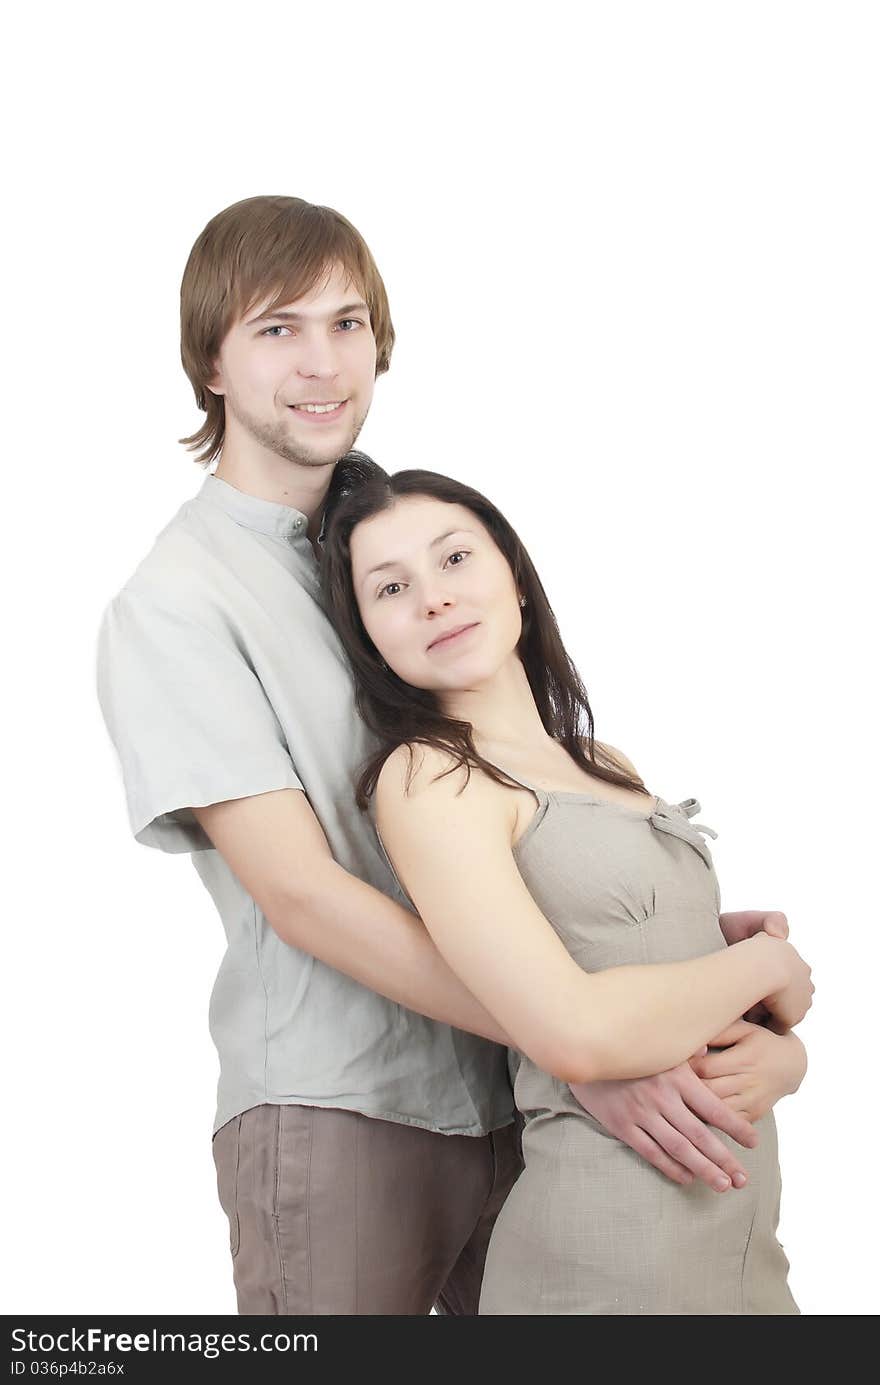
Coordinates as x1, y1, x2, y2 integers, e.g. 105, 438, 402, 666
262, 320, 363, 336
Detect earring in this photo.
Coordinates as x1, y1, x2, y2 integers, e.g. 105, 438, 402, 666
519, 595, 527, 608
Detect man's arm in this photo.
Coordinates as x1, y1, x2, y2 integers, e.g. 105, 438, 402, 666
192, 787, 511, 1044
98, 588, 508, 1043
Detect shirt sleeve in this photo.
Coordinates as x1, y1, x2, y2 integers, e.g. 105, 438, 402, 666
96, 587, 304, 853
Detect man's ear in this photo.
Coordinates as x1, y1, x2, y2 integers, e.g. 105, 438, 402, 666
204, 368, 225, 398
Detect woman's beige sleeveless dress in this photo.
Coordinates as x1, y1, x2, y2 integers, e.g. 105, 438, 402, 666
471, 764, 799, 1315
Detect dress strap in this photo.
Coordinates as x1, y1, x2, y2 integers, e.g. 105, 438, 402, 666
482, 760, 551, 805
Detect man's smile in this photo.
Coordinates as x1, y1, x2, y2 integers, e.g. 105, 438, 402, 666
289, 399, 349, 421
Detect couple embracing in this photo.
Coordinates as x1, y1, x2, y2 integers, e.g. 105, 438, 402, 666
97, 194, 810, 1316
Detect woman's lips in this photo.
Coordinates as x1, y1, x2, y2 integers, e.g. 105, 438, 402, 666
427, 622, 480, 652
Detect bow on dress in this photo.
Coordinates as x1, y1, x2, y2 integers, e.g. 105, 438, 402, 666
649, 798, 718, 869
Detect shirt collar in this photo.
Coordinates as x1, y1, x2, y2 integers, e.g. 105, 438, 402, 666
196, 474, 312, 543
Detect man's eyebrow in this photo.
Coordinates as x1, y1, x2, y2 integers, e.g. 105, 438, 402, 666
246, 300, 370, 326
362, 530, 475, 583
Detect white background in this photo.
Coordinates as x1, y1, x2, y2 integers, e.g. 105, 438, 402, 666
3, 1, 877, 1316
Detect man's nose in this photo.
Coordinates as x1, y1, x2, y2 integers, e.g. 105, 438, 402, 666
296, 335, 340, 378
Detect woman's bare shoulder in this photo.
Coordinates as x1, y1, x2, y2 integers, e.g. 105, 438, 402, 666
594, 739, 641, 780
376, 741, 462, 799
375, 742, 516, 833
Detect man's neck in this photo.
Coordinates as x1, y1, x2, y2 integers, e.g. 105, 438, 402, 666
213, 449, 333, 530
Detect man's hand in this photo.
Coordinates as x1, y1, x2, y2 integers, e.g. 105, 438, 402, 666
719, 909, 789, 944
568, 1057, 759, 1194
689, 1019, 808, 1123
568, 911, 808, 1189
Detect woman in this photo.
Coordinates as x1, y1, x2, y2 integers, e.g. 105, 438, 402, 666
320, 467, 810, 1315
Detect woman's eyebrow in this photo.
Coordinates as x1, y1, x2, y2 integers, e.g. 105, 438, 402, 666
362, 530, 476, 583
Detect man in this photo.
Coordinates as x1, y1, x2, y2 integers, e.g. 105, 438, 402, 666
97, 194, 795, 1315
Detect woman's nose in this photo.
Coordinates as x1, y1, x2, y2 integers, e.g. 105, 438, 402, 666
423, 592, 455, 617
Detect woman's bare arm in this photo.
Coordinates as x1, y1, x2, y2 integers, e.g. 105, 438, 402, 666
376, 744, 811, 1085
192, 788, 510, 1043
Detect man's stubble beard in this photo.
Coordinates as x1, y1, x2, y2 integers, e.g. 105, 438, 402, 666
228, 394, 369, 470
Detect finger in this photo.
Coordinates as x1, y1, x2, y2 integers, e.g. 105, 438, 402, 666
703, 1020, 753, 1048
763, 911, 789, 940
692, 1049, 746, 1079
622, 1128, 695, 1187
721, 911, 777, 942
643, 1113, 746, 1192
684, 1076, 759, 1148
700, 1076, 743, 1100
721, 1095, 752, 1117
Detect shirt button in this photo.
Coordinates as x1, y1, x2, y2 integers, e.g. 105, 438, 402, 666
294, 519, 303, 530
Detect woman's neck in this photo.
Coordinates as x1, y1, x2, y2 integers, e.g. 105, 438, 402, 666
439, 654, 553, 752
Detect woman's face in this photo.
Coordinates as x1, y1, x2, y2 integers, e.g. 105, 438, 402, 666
349, 495, 524, 694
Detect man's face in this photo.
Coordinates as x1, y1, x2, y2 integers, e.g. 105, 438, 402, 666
208, 260, 378, 468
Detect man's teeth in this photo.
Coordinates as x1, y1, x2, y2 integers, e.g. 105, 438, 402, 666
293, 401, 344, 414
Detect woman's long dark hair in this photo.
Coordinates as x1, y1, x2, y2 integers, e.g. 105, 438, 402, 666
321, 458, 648, 810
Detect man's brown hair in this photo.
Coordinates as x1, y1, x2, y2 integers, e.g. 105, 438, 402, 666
179, 195, 395, 465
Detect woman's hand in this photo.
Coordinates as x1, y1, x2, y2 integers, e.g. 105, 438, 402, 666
755, 935, 814, 1031
718, 911, 788, 1023
689, 1019, 808, 1122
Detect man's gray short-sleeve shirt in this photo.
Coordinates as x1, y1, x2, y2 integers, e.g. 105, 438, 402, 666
97, 474, 514, 1136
